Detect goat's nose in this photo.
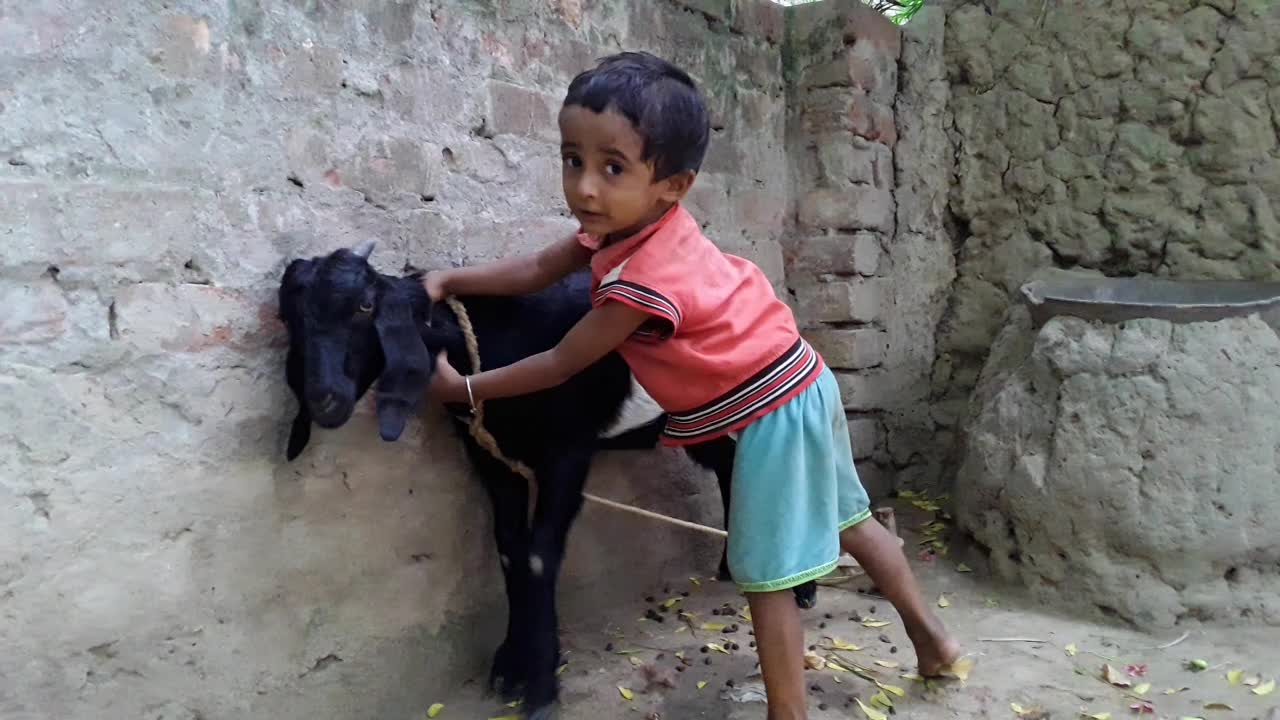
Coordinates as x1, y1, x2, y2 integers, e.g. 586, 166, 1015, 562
309, 392, 337, 413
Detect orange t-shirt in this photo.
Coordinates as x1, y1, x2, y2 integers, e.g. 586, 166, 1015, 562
578, 204, 823, 446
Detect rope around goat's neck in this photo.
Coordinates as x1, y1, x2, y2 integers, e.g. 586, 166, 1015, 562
442, 296, 728, 539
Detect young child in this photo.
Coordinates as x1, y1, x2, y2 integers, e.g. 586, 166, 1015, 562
424, 51, 960, 718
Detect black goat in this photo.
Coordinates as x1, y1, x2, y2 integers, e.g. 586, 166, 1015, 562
277, 242, 815, 719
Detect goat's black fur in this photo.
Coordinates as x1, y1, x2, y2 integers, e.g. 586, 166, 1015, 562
278, 244, 815, 719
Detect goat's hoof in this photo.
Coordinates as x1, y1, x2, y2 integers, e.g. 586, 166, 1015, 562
488, 646, 527, 701
793, 581, 818, 609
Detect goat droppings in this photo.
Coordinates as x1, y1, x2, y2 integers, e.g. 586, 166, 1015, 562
529, 554, 544, 577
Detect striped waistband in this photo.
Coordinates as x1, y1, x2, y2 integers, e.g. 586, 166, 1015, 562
663, 338, 823, 443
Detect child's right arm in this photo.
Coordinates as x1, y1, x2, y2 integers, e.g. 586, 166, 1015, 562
425, 234, 591, 301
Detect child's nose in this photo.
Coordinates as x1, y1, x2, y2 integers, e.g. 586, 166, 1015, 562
576, 173, 599, 200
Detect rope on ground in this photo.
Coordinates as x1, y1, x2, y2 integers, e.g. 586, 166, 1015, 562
444, 296, 727, 539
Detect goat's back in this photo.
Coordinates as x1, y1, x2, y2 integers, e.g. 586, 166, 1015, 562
452, 270, 636, 457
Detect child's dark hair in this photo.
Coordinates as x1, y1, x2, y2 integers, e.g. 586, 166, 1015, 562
563, 51, 711, 182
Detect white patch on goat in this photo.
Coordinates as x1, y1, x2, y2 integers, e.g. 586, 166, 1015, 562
500, 554, 511, 569
529, 553, 544, 577
599, 372, 664, 439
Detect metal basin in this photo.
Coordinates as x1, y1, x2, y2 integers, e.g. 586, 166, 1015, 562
1020, 275, 1280, 328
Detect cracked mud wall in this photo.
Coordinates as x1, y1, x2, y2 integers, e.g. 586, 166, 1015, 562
931, 0, 1280, 469
0, 2, 788, 718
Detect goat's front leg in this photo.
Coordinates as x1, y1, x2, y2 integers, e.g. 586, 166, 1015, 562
522, 447, 592, 720
470, 449, 534, 701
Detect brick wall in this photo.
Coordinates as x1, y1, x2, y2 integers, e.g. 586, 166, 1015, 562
0, 2, 789, 718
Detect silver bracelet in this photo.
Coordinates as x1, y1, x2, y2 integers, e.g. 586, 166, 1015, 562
464, 375, 476, 412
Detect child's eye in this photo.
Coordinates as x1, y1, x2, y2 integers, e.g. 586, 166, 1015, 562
605, 162, 624, 176
562, 155, 582, 169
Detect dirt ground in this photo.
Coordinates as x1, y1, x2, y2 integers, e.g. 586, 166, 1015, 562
431, 502, 1280, 720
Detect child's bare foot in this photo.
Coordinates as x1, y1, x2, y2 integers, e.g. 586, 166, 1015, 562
906, 613, 962, 676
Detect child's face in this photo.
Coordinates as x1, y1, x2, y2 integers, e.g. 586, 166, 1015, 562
558, 105, 690, 240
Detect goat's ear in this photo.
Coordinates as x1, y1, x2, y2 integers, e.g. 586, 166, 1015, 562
279, 258, 317, 460
373, 280, 431, 442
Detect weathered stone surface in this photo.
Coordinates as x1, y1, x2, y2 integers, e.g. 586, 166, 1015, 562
798, 187, 894, 232
834, 369, 893, 412
793, 277, 883, 326
957, 309, 1280, 629
806, 327, 888, 370
847, 416, 882, 460
0, 280, 68, 344
785, 232, 881, 277
935, 0, 1280, 497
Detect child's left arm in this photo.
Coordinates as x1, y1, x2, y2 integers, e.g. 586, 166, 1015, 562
428, 301, 650, 405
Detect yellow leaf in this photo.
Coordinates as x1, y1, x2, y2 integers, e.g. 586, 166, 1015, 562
689, 577, 701, 587
556, 663, 569, 676
941, 656, 973, 681
1103, 664, 1133, 688
1065, 643, 1078, 657
1225, 669, 1243, 686
898, 490, 919, 499
938, 594, 951, 608
427, 703, 445, 718
870, 691, 894, 709
701, 623, 726, 632
856, 697, 889, 720
827, 660, 851, 673
617, 686, 634, 701
705, 643, 730, 654
662, 597, 681, 609
874, 660, 900, 669
900, 672, 924, 681
957, 563, 973, 573
505, 700, 522, 708
1084, 714, 1111, 720
804, 653, 827, 671
1164, 687, 1190, 695
1204, 702, 1234, 710
1253, 679, 1275, 696
862, 620, 892, 628
675, 651, 685, 661
675, 625, 688, 634
1011, 703, 1028, 714
488, 715, 521, 720
629, 656, 643, 667
1188, 659, 1209, 671
1134, 682, 1151, 696
696, 681, 708, 690
739, 606, 753, 622
830, 638, 862, 651
876, 681, 905, 697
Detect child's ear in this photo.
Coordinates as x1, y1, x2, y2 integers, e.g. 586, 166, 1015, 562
657, 170, 697, 203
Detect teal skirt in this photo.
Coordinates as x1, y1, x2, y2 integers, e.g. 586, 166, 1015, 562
727, 366, 872, 593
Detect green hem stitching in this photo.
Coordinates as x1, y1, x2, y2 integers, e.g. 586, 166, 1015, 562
736, 559, 839, 594
838, 508, 873, 532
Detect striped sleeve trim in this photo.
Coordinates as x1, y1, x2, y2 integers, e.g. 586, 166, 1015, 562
662, 338, 822, 441
595, 280, 682, 327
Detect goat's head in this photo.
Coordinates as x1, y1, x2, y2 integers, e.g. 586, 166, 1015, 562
278, 240, 436, 460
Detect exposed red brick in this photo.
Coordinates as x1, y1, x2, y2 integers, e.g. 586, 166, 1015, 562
488, 81, 557, 142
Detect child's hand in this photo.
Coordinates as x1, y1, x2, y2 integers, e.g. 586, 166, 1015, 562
427, 350, 468, 405
423, 270, 448, 303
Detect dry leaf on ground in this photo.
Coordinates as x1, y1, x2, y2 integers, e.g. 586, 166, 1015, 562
618, 686, 634, 701
1252, 679, 1275, 696
856, 697, 888, 720
1065, 643, 1078, 657
938, 594, 951, 608
427, 703, 445, 718
1103, 664, 1133, 688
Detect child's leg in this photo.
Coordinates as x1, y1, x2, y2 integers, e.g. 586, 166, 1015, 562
839, 519, 960, 675
746, 590, 808, 720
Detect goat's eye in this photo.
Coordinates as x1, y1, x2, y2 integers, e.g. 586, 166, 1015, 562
358, 301, 374, 314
